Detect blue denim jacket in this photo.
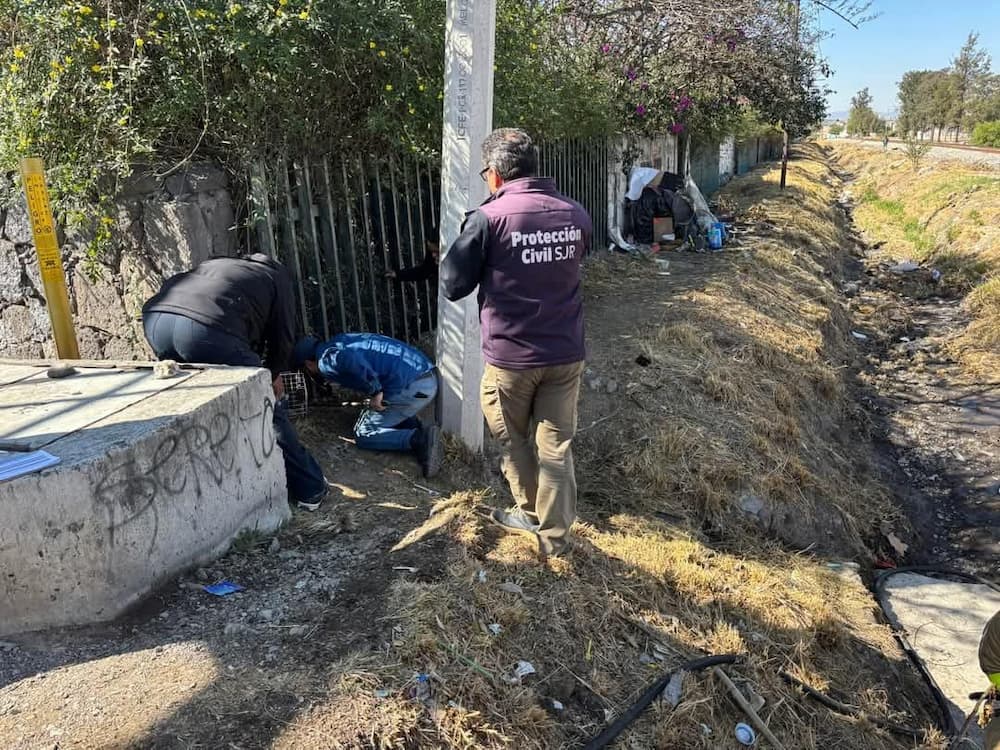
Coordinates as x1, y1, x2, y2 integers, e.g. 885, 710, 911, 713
316, 333, 432, 396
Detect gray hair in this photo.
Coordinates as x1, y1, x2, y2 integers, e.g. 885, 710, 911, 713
481, 128, 538, 181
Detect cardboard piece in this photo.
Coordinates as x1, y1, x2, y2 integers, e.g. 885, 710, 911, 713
653, 216, 674, 242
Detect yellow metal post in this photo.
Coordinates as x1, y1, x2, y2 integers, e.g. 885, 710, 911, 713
18, 158, 79, 359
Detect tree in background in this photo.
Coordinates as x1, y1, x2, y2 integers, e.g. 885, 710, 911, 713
951, 32, 992, 141
847, 87, 883, 135
896, 31, 996, 142
829, 122, 845, 136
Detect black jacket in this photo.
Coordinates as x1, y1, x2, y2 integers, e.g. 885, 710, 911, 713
142, 254, 297, 376
394, 250, 438, 284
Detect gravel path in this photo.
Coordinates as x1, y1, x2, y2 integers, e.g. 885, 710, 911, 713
846, 138, 1000, 170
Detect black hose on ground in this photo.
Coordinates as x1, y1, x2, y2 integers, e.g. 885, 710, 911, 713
873, 565, 1000, 737
581, 654, 741, 750
779, 671, 926, 740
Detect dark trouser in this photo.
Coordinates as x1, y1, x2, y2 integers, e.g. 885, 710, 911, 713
143, 311, 326, 503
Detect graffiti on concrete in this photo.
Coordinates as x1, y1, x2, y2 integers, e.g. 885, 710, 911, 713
94, 397, 276, 551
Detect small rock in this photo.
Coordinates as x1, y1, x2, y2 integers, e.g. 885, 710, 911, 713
288, 625, 308, 637
259, 609, 274, 622
268, 537, 281, 554
195, 568, 209, 582
223, 622, 250, 637
605, 379, 619, 394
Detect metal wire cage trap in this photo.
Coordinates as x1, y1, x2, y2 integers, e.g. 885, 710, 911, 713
280, 371, 309, 416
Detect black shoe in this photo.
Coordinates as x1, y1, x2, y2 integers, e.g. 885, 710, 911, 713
412, 425, 442, 479
297, 486, 327, 512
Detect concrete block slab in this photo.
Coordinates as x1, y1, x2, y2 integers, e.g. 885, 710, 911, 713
882, 572, 1000, 742
0, 363, 289, 636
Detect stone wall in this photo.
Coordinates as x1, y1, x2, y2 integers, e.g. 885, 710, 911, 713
0, 164, 237, 360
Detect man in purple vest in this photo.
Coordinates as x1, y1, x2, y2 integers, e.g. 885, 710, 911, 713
441, 128, 592, 558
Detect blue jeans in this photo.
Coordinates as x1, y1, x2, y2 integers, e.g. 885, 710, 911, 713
143, 311, 327, 503
355, 371, 437, 452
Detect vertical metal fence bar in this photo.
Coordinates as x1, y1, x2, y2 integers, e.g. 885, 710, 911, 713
418, 159, 434, 329
340, 160, 367, 331
320, 157, 348, 333
279, 158, 310, 334
373, 162, 398, 339
388, 160, 412, 343
402, 159, 424, 338
296, 157, 330, 339
250, 163, 277, 257
357, 156, 382, 334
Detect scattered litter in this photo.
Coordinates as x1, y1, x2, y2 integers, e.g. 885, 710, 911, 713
885, 531, 909, 558
476, 569, 487, 583
931, 268, 942, 282
899, 336, 911, 342
503, 661, 537, 684
639, 653, 657, 665
735, 722, 757, 745
889, 260, 920, 274
746, 687, 766, 714
700, 723, 713, 736
955, 451, 967, 463
268, 537, 280, 554
551, 699, 564, 711
410, 673, 433, 703
487, 623, 503, 636
850, 330, 869, 341
603, 708, 616, 724
393, 566, 420, 573
661, 670, 686, 707
374, 688, 391, 699
515, 661, 536, 679
204, 581, 243, 597
498, 581, 528, 598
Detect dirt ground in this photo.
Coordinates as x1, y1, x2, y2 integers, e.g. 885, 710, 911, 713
829, 145, 1000, 574
1, 145, 973, 750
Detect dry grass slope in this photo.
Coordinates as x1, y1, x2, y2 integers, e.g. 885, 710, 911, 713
270, 145, 944, 750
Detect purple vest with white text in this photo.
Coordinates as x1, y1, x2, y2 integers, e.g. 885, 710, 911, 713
476, 177, 592, 369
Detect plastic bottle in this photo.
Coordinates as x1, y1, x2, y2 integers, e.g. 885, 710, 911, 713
707, 223, 724, 250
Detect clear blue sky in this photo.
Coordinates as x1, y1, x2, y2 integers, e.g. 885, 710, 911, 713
818, 0, 1000, 117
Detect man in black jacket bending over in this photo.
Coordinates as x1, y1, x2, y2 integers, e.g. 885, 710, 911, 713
142, 253, 327, 510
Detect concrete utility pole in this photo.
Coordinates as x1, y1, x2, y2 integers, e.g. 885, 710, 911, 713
780, 0, 801, 190
436, 0, 496, 450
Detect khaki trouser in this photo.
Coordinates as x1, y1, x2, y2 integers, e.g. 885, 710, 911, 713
480, 361, 585, 556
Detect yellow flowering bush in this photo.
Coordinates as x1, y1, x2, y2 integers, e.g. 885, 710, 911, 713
0, 0, 613, 248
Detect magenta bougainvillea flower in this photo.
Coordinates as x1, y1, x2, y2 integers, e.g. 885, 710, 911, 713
600, 43, 611, 54
625, 68, 637, 81
669, 122, 684, 134
635, 104, 647, 116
